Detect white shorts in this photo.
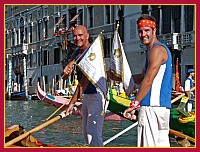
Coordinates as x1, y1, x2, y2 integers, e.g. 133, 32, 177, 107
137, 106, 170, 147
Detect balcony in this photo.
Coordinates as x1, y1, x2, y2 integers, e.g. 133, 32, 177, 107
157, 31, 194, 50
181, 31, 194, 46
11, 43, 28, 55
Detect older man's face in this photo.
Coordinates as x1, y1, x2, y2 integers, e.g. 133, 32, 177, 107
73, 27, 89, 50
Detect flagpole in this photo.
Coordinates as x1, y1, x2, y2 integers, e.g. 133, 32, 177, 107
116, 21, 119, 31
103, 23, 120, 115
110, 21, 134, 96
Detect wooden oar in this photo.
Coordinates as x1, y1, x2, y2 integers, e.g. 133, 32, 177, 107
44, 99, 70, 121
171, 87, 195, 103
169, 129, 195, 143
5, 112, 67, 147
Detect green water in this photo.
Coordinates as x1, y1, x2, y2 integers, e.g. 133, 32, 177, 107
5, 100, 138, 147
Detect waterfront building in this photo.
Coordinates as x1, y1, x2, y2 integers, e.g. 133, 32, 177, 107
5, 5, 195, 94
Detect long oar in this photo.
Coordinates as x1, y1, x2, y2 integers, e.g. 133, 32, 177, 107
5, 112, 67, 147
171, 87, 195, 103
103, 121, 138, 146
169, 129, 195, 143
44, 99, 70, 121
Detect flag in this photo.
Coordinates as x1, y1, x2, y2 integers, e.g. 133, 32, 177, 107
175, 58, 183, 93
110, 29, 134, 96
77, 34, 107, 97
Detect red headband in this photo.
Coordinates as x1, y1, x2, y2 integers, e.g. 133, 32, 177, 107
138, 19, 156, 28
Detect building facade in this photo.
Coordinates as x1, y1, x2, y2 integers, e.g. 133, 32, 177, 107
5, 5, 195, 94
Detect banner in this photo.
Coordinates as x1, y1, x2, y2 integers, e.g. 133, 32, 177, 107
175, 58, 183, 93
77, 34, 107, 97
110, 30, 134, 95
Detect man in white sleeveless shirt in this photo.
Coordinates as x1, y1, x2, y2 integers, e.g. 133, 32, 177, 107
124, 14, 172, 147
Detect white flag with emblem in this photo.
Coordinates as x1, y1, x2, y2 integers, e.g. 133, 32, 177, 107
110, 30, 134, 96
77, 34, 107, 97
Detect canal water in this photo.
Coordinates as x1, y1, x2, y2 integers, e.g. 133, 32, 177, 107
5, 100, 180, 147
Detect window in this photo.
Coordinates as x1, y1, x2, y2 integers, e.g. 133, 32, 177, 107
30, 14, 32, 22
12, 31, 15, 46
54, 48, 60, 64
88, 6, 93, 28
78, 9, 83, 25
172, 6, 181, 33
162, 6, 172, 34
55, 6, 59, 13
44, 50, 48, 65
29, 53, 32, 67
16, 30, 19, 45
20, 26, 24, 44
69, 7, 77, 25
20, 17, 24, 44
33, 51, 37, 64
44, 20, 48, 38
151, 5, 160, 35
38, 10, 41, 19
105, 5, 111, 24
44, 76, 48, 84
38, 52, 40, 66
55, 17, 59, 33
62, 14, 67, 29
29, 78, 32, 86
38, 22, 41, 41
142, 5, 149, 14
30, 25, 32, 43
24, 27, 27, 43
185, 5, 194, 32
103, 37, 111, 58
44, 7, 48, 16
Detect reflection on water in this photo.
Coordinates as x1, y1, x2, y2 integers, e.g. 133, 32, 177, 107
5, 100, 137, 147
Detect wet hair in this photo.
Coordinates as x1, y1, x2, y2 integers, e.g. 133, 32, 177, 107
137, 14, 157, 26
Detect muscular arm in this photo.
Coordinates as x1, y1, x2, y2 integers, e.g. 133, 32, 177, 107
135, 46, 168, 102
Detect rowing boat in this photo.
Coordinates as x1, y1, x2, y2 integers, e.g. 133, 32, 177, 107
36, 82, 127, 120
5, 91, 27, 100
170, 109, 195, 138
107, 92, 195, 139
5, 124, 58, 147
36, 82, 82, 118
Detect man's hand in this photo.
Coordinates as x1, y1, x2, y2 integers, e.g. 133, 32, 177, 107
60, 103, 76, 118
65, 103, 75, 116
123, 107, 137, 120
62, 60, 75, 80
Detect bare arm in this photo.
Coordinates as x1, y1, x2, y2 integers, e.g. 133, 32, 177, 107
136, 46, 168, 102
